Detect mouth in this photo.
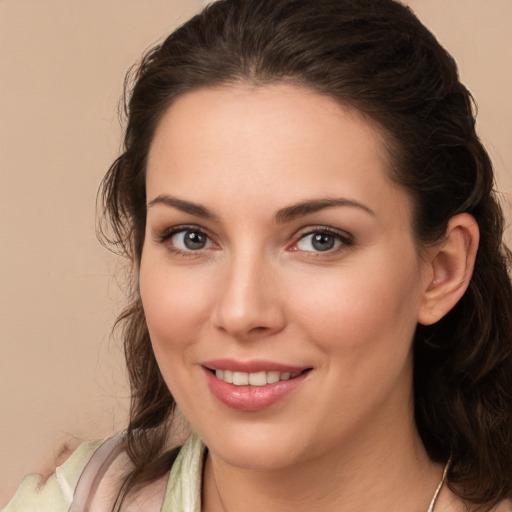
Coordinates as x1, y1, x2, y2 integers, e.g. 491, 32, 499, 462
209, 368, 309, 386
202, 360, 312, 411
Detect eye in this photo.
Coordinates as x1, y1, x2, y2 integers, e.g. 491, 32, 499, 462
158, 226, 214, 252
294, 228, 351, 253
173, 229, 211, 250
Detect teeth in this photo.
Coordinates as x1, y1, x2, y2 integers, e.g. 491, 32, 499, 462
214, 369, 303, 386
248, 371, 267, 386
233, 371, 249, 385
267, 371, 280, 384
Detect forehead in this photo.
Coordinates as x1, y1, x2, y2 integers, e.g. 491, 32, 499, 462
148, 84, 389, 176
146, 83, 411, 225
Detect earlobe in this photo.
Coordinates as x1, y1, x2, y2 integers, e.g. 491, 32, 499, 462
417, 213, 480, 326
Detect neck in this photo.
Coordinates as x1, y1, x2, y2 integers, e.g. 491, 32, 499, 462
202, 416, 445, 512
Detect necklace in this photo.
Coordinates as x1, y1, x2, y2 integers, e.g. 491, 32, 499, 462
426, 459, 451, 512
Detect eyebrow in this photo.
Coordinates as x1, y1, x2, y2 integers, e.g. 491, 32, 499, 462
147, 194, 375, 223
147, 195, 219, 221
274, 198, 375, 223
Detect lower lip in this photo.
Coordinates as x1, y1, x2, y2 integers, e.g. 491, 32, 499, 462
204, 368, 309, 412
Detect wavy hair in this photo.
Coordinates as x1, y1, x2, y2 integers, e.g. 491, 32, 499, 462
99, 0, 512, 507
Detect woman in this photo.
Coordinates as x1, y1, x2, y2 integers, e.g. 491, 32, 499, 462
4, 0, 512, 510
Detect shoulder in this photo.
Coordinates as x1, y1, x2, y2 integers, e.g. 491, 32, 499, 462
2, 439, 103, 512
113, 434, 205, 512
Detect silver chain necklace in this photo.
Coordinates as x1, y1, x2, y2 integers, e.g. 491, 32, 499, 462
426, 459, 451, 512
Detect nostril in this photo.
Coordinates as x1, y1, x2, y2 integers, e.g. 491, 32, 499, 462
249, 326, 269, 333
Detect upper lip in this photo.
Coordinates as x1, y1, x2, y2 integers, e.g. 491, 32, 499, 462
202, 358, 309, 373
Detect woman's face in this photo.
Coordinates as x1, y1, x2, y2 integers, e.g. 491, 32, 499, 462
140, 84, 432, 470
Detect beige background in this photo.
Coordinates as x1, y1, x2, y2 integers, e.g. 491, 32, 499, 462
0, 0, 510, 505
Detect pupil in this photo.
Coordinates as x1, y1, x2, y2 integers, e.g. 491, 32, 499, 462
312, 233, 335, 251
184, 231, 206, 250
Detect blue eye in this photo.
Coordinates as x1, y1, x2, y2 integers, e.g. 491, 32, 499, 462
296, 230, 349, 252
168, 229, 212, 251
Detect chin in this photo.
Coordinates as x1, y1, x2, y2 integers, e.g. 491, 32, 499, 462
198, 421, 312, 471
215, 443, 303, 471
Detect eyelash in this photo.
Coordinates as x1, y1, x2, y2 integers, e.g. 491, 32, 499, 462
156, 225, 217, 258
155, 225, 353, 257
291, 226, 353, 256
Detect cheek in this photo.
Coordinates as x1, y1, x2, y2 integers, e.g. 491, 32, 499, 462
290, 250, 423, 358
139, 257, 214, 353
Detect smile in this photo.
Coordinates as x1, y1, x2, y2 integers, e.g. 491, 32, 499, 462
202, 361, 311, 411
213, 369, 303, 386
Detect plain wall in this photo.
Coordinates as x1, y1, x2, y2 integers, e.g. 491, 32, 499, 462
1, 0, 510, 505
0, 1, 205, 503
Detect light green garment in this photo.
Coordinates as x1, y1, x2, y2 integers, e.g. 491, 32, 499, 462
2, 440, 103, 512
162, 431, 204, 512
2, 432, 205, 512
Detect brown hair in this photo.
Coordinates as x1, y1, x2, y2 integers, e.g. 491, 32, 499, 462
99, 0, 512, 507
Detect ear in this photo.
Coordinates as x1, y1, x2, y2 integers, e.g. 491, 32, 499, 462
417, 213, 479, 326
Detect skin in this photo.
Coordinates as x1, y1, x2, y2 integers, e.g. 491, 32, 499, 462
139, 84, 477, 511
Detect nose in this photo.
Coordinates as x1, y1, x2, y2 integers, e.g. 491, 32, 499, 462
212, 251, 286, 340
